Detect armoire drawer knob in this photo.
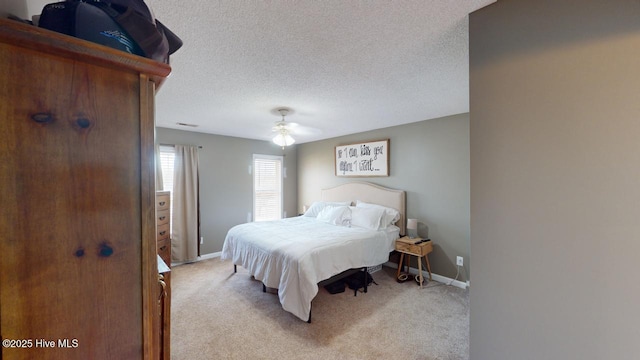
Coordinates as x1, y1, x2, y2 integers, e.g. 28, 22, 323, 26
31, 113, 54, 124
76, 118, 91, 128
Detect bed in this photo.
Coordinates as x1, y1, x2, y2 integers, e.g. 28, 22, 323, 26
221, 182, 406, 321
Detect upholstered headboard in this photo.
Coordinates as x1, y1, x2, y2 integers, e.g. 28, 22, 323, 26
320, 182, 406, 235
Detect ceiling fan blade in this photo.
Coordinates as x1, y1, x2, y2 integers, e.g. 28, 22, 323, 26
268, 110, 322, 139
286, 123, 322, 136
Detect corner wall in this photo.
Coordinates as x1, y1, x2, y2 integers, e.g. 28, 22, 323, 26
298, 114, 470, 281
470, 1, 640, 358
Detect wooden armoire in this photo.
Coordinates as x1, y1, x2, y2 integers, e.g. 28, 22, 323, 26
0, 18, 170, 359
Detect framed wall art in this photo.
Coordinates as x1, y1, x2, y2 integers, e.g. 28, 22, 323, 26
335, 139, 389, 177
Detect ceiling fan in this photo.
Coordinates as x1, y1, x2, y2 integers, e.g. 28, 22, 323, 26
271, 108, 321, 148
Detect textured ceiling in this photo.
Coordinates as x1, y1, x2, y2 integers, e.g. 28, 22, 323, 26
147, 0, 495, 144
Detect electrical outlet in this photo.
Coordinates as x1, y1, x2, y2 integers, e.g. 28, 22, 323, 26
456, 256, 464, 266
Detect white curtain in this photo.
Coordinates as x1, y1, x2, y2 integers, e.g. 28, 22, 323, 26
171, 145, 199, 262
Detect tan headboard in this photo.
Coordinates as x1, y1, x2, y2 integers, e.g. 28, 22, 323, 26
320, 182, 406, 235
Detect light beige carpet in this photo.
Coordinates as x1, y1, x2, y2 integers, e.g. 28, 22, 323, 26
170, 258, 469, 360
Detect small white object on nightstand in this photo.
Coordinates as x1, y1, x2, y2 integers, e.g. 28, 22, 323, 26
407, 218, 418, 238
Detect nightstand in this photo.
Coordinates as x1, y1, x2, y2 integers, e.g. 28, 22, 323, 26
395, 236, 433, 288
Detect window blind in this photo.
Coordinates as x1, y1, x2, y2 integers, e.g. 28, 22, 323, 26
159, 145, 175, 193
253, 155, 283, 222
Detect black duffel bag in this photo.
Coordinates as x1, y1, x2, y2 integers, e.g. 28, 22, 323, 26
39, 0, 182, 64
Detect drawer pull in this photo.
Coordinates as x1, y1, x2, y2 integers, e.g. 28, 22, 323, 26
158, 216, 166, 221
159, 245, 167, 252
159, 230, 167, 236
158, 275, 167, 301
159, 201, 166, 206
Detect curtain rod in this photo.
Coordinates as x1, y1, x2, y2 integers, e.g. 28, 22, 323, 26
160, 143, 203, 149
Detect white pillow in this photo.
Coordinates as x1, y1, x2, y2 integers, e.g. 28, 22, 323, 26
303, 201, 351, 217
355, 201, 400, 228
316, 206, 351, 226
349, 206, 386, 230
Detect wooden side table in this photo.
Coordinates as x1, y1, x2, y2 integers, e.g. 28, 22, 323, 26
395, 237, 433, 288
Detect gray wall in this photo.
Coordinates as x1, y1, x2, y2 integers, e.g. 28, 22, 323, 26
157, 128, 297, 255
470, 1, 640, 359
298, 114, 470, 281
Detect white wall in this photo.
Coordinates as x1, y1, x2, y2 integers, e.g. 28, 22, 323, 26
0, 0, 50, 20
470, 1, 640, 359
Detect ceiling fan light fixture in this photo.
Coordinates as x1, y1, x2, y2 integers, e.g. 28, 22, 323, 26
272, 108, 295, 149
273, 130, 295, 148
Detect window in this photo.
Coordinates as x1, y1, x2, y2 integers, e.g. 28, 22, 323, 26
159, 145, 175, 193
253, 154, 283, 222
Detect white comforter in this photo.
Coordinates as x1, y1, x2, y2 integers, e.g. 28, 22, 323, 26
221, 216, 398, 321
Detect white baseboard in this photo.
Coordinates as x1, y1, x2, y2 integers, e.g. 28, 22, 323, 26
383, 262, 468, 289
199, 252, 221, 260
171, 251, 221, 267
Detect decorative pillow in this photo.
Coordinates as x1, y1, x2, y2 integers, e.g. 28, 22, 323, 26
303, 201, 351, 217
316, 205, 351, 226
349, 206, 386, 230
355, 201, 400, 228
